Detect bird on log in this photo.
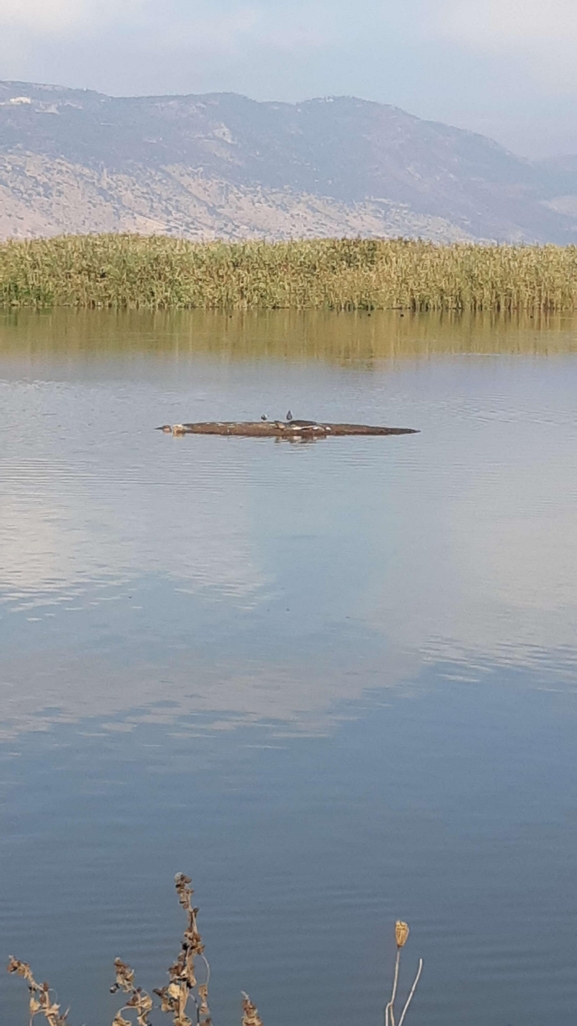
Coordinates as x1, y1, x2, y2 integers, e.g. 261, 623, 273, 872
157, 419, 418, 439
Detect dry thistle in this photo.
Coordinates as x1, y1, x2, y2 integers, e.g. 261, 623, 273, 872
6, 872, 263, 1026
110, 957, 153, 1026
153, 873, 212, 1026
241, 992, 264, 1026
7, 956, 70, 1026
111, 958, 136, 994
384, 921, 423, 1026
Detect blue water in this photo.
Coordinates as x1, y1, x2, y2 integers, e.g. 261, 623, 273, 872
1, 310, 577, 1026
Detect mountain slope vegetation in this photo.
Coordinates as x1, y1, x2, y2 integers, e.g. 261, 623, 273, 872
0, 81, 576, 243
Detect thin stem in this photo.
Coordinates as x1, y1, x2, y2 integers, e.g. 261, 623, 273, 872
386, 948, 401, 1026
200, 954, 211, 991
397, 958, 423, 1026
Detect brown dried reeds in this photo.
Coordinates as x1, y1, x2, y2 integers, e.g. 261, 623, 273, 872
7, 875, 423, 1026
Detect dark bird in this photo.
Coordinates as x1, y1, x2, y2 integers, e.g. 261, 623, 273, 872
286, 410, 293, 421
261, 414, 267, 421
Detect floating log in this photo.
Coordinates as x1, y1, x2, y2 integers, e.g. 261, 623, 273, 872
157, 420, 418, 439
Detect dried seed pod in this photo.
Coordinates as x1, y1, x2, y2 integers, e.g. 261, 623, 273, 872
7, 957, 34, 984
112, 958, 136, 994
395, 921, 410, 948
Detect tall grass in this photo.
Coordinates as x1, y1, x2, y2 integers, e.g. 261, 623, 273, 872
2, 234, 577, 311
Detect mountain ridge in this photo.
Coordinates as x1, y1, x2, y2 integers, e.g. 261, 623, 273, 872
1, 80, 576, 244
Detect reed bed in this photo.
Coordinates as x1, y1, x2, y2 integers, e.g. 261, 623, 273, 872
2, 234, 577, 312
6, 874, 423, 1026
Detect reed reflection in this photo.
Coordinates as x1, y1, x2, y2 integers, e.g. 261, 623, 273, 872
0, 310, 576, 743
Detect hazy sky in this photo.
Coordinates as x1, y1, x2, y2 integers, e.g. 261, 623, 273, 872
0, 0, 576, 158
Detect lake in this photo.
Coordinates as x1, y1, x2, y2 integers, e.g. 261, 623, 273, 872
1, 308, 577, 1026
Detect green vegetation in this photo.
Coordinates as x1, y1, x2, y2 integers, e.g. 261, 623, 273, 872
2, 234, 577, 311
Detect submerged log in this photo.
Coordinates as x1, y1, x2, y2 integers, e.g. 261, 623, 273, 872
157, 420, 418, 438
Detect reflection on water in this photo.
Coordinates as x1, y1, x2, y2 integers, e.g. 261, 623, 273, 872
2, 307, 577, 364
1, 310, 577, 1026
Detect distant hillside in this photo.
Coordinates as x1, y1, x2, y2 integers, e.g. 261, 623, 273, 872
0, 81, 576, 244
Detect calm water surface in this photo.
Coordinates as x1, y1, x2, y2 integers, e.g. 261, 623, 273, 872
1, 310, 577, 1026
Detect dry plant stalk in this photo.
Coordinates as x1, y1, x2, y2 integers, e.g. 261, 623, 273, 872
241, 992, 263, 1026
153, 872, 213, 1026
110, 957, 153, 1026
385, 921, 423, 1026
7, 873, 430, 1026
7, 957, 70, 1026
6, 873, 250, 1026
